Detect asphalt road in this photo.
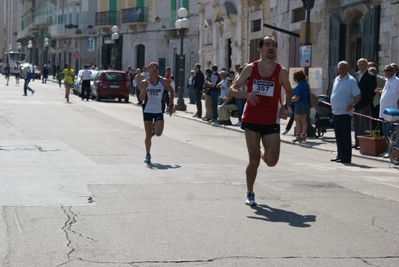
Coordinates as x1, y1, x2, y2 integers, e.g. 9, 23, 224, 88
0, 79, 398, 267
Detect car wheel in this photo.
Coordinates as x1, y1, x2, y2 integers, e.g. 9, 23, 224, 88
118, 97, 122, 102
96, 94, 101, 101
125, 96, 129, 103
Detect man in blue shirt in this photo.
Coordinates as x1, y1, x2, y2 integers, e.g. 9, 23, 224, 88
23, 67, 35, 96
330, 61, 361, 163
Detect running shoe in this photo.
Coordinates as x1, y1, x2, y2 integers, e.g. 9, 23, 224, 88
245, 191, 257, 206
144, 153, 151, 163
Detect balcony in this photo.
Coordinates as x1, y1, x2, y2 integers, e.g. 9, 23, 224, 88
68, 0, 80, 4
66, 26, 98, 38
95, 11, 120, 31
121, 7, 148, 30
49, 24, 67, 38
17, 26, 32, 41
33, 2, 54, 27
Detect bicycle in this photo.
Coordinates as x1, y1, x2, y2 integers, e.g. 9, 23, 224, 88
383, 108, 399, 165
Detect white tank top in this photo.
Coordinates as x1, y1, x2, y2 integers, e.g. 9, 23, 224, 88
142, 77, 164, 113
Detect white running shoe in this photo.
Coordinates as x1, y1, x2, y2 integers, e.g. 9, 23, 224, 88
245, 191, 257, 206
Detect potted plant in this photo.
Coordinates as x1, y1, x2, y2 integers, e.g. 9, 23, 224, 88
358, 128, 386, 156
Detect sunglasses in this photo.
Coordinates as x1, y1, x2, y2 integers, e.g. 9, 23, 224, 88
149, 65, 158, 69
384, 68, 393, 72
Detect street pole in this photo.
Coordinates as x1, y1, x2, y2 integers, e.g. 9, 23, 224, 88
303, 0, 314, 137
176, 28, 186, 111
174, 8, 189, 111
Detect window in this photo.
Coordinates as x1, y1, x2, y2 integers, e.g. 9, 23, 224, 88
251, 19, 261, 32
292, 7, 305, 23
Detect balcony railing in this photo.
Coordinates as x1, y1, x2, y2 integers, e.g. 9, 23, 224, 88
33, 1, 53, 26
49, 24, 67, 37
17, 26, 31, 40
95, 11, 119, 26
66, 26, 98, 37
121, 7, 148, 24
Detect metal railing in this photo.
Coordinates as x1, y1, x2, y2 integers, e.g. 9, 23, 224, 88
121, 7, 148, 23
95, 11, 120, 26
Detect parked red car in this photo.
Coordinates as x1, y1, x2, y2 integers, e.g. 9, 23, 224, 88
91, 70, 130, 102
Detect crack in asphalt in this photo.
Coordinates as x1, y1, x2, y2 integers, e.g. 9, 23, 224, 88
371, 216, 389, 233
57, 206, 97, 267
53, 255, 399, 266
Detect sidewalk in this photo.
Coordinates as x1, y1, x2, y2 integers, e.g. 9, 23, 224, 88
170, 96, 391, 163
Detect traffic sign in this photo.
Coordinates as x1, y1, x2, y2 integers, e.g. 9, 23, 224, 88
72, 50, 81, 60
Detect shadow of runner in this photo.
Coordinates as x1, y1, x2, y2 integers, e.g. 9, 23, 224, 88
147, 163, 181, 170
247, 204, 316, 228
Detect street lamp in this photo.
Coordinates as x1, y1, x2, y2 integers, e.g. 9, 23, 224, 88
44, 38, 49, 66
174, 7, 189, 111
17, 42, 22, 52
111, 25, 119, 70
8, 44, 12, 52
28, 40, 33, 63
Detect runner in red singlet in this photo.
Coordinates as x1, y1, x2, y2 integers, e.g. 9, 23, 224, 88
228, 35, 293, 206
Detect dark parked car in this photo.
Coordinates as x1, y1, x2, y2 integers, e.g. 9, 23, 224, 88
91, 70, 130, 102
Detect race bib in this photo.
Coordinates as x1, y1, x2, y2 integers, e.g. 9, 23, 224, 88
252, 79, 274, 97
66, 74, 71, 78
148, 88, 161, 97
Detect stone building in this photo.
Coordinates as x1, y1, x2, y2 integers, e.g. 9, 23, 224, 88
4, 0, 399, 96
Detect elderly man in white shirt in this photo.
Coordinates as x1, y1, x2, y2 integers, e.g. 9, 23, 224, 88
81, 65, 92, 101
375, 64, 399, 157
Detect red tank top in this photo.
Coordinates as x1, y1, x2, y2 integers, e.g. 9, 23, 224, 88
242, 60, 283, 125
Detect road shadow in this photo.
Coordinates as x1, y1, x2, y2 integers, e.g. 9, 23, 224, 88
247, 204, 316, 228
146, 163, 181, 170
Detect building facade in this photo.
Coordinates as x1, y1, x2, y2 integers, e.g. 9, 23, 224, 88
3, 0, 399, 96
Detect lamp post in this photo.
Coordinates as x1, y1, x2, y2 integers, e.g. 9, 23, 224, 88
17, 42, 21, 52
44, 38, 49, 66
111, 25, 119, 70
8, 44, 12, 52
174, 7, 189, 111
28, 40, 33, 63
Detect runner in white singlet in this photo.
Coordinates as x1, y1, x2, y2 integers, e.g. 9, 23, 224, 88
139, 62, 175, 164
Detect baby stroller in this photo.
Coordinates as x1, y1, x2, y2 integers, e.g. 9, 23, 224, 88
314, 95, 333, 138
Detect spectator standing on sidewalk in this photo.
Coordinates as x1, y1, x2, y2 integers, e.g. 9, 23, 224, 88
53, 62, 60, 79
192, 63, 205, 118
205, 65, 221, 122
188, 70, 195, 104
375, 64, 399, 158
56, 70, 62, 88
202, 68, 213, 121
368, 67, 386, 133
291, 69, 310, 143
135, 68, 145, 104
81, 65, 92, 101
352, 58, 376, 149
330, 61, 361, 164
42, 65, 48, 84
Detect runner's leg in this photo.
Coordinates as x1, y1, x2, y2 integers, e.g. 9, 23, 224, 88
244, 129, 261, 191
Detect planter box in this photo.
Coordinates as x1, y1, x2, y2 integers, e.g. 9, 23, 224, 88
358, 136, 386, 156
